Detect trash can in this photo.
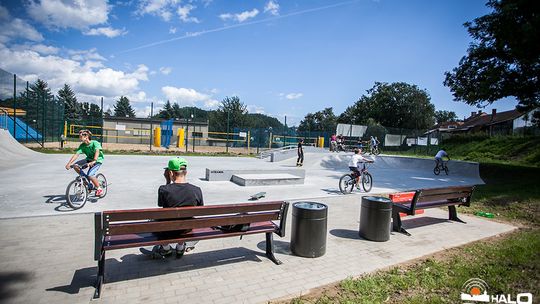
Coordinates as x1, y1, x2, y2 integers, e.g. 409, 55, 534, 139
290, 202, 328, 258
359, 196, 392, 242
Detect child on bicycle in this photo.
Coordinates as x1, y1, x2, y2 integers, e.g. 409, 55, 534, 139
434, 148, 450, 167
370, 136, 380, 153
348, 148, 373, 188
65, 129, 104, 196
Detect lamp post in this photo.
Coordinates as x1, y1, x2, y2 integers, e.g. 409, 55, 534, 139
191, 112, 195, 152
185, 116, 189, 153
226, 111, 230, 153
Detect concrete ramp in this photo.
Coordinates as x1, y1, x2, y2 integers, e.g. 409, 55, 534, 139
232, 173, 304, 186
316, 153, 482, 181
0, 129, 42, 168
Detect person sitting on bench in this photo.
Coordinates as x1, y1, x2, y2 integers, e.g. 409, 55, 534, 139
145, 157, 204, 258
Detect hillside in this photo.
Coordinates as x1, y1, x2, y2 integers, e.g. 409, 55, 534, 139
442, 135, 540, 167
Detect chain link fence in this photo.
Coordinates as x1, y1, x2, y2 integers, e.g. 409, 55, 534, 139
0, 68, 64, 146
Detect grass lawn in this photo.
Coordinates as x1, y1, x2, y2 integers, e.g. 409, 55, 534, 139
275, 162, 539, 304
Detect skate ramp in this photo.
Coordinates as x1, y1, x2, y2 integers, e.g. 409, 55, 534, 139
316, 153, 483, 182
0, 129, 42, 167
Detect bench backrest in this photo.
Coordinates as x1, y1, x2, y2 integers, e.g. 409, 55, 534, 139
95, 201, 289, 252
410, 186, 475, 211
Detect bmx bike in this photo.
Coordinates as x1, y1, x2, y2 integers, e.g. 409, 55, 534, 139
339, 162, 373, 194
368, 145, 380, 156
433, 160, 449, 175
66, 163, 108, 209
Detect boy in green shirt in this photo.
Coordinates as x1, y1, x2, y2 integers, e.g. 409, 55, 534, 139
65, 129, 105, 196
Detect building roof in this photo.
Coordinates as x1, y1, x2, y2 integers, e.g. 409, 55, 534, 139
454, 109, 525, 131
104, 116, 208, 126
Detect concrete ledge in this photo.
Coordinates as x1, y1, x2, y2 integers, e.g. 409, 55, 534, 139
205, 168, 305, 181
232, 173, 304, 186
271, 146, 327, 162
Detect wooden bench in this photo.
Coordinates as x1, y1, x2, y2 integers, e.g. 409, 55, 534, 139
93, 201, 289, 298
391, 186, 475, 236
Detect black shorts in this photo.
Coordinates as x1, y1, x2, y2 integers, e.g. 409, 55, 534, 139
349, 166, 360, 173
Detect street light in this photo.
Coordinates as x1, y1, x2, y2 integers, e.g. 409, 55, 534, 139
191, 112, 194, 152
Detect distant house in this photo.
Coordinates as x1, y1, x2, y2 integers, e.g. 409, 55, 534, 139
430, 108, 538, 137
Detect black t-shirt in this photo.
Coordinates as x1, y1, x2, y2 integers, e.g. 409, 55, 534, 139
298, 142, 303, 154
158, 183, 204, 208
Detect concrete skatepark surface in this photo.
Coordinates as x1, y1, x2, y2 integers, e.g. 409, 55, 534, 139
0, 131, 513, 304
0, 129, 483, 219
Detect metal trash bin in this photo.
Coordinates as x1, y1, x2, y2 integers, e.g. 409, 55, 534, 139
359, 196, 392, 242
290, 202, 328, 258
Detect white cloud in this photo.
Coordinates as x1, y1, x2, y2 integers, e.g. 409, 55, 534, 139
67, 48, 107, 62
0, 5, 43, 43
247, 105, 266, 114
84, 27, 128, 38
219, 13, 233, 21
27, 0, 110, 30
159, 66, 172, 75
137, 0, 180, 21
204, 99, 219, 109
285, 93, 303, 100
177, 4, 199, 23
236, 9, 259, 22
264, 1, 279, 16
0, 44, 149, 99
169, 26, 177, 34
220, 9, 259, 23
161, 86, 212, 106
11, 43, 59, 55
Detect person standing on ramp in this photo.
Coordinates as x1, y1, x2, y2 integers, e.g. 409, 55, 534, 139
297, 138, 304, 167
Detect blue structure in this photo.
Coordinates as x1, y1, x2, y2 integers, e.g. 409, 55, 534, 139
160, 119, 173, 148
6, 116, 42, 141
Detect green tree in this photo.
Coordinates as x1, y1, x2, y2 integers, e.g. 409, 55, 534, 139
338, 82, 435, 130
434, 110, 459, 124
113, 96, 136, 118
298, 107, 337, 132
209, 96, 247, 131
158, 100, 174, 119
444, 0, 540, 125
57, 84, 80, 122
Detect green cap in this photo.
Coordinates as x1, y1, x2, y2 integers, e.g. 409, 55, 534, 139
165, 157, 188, 171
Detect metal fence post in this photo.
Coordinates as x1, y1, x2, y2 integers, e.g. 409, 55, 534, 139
13, 74, 16, 139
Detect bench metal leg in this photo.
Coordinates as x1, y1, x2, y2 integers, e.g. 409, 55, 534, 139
94, 250, 105, 299
392, 210, 411, 236
265, 233, 282, 265
449, 206, 466, 223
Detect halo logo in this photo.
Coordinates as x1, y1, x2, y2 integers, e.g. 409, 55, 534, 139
460, 278, 533, 304
461, 278, 490, 302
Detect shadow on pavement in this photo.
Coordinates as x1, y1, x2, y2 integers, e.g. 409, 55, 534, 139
330, 229, 364, 240
256, 240, 292, 255
0, 271, 32, 301
401, 216, 452, 230
47, 247, 266, 294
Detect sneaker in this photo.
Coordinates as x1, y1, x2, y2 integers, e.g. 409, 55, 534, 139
175, 243, 186, 259
95, 188, 104, 197
154, 245, 173, 258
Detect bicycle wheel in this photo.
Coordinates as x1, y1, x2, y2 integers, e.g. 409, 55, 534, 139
443, 165, 449, 175
96, 174, 108, 198
362, 172, 373, 192
66, 179, 88, 209
434, 166, 440, 175
339, 174, 355, 194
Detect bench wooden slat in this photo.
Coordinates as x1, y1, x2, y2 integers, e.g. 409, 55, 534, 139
416, 186, 474, 196
417, 193, 469, 203
104, 201, 285, 222
104, 222, 277, 250
107, 212, 280, 235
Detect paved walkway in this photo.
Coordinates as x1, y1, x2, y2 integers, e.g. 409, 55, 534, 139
0, 195, 515, 304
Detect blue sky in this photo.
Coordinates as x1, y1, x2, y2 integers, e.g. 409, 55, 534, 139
0, 0, 518, 126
